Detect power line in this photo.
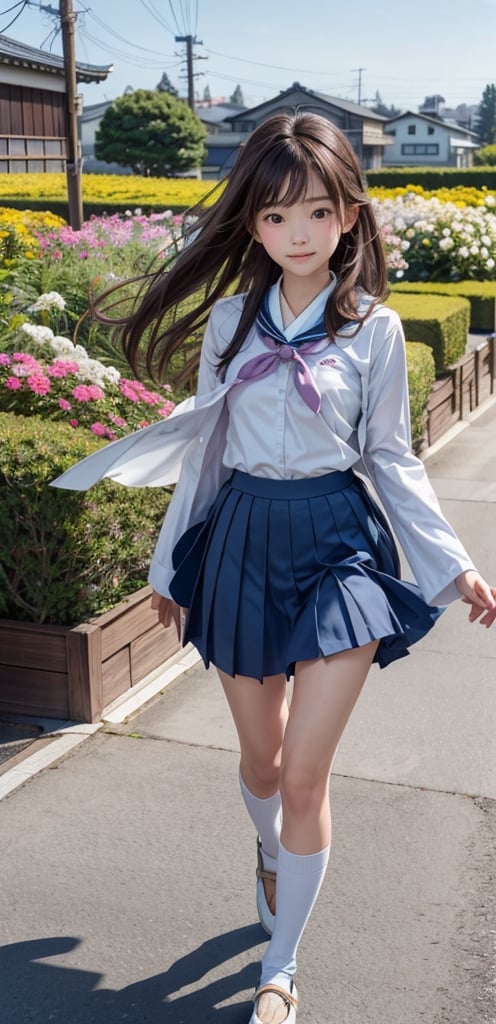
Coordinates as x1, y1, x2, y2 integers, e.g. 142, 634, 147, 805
0, 0, 28, 33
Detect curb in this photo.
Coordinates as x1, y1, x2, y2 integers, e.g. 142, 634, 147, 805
0, 645, 201, 802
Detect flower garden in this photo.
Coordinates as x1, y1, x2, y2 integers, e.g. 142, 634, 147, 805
1, 177, 496, 632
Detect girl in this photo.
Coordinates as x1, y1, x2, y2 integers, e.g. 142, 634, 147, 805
54, 113, 496, 1024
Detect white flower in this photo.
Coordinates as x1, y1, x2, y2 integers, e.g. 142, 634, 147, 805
28, 291, 66, 313
487, 257, 495, 269
439, 237, 455, 250
459, 246, 469, 258
21, 323, 55, 344
100, 365, 121, 384
485, 195, 496, 207
50, 336, 75, 355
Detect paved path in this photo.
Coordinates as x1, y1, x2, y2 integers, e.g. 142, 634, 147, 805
0, 403, 495, 1023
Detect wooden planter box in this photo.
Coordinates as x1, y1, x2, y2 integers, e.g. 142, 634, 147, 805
427, 334, 496, 446
0, 586, 181, 723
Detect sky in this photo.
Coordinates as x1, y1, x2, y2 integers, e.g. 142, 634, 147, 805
4, 0, 496, 114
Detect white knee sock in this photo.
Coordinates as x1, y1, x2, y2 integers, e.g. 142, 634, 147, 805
259, 842, 330, 988
239, 770, 281, 871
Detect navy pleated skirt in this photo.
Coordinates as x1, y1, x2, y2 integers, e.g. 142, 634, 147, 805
169, 468, 442, 681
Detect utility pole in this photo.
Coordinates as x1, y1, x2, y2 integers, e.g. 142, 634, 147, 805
351, 67, 366, 106
60, 0, 83, 229
175, 34, 203, 109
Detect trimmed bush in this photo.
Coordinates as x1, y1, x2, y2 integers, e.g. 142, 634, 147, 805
391, 280, 496, 332
0, 413, 171, 625
386, 293, 469, 373
405, 341, 436, 452
367, 167, 496, 190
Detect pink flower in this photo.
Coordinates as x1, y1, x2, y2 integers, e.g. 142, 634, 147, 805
87, 384, 105, 401
72, 384, 91, 401
79, 251, 89, 259
28, 374, 51, 396
108, 414, 127, 428
90, 421, 107, 436
4, 377, 22, 390
58, 398, 72, 411
158, 401, 176, 417
69, 419, 79, 428
0, 353, 10, 366
119, 381, 141, 402
47, 360, 74, 378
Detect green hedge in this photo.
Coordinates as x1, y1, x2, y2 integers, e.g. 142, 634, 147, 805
0, 413, 171, 626
405, 341, 436, 452
386, 293, 469, 373
366, 167, 496, 189
391, 280, 496, 332
0, 198, 191, 219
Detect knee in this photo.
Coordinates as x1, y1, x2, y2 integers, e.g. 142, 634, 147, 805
279, 759, 328, 820
241, 755, 281, 796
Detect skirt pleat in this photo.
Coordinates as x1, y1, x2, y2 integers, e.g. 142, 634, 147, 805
169, 468, 442, 681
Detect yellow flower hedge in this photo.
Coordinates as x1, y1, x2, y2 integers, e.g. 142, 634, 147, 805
0, 173, 220, 209
368, 184, 496, 208
1, 173, 495, 212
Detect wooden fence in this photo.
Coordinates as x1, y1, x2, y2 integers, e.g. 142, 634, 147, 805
427, 335, 496, 446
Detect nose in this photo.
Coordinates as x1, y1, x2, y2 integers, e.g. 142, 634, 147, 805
289, 219, 309, 245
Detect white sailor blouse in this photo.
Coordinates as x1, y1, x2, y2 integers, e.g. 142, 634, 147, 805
52, 283, 475, 607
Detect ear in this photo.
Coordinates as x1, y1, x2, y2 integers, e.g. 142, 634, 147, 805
342, 204, 359, 233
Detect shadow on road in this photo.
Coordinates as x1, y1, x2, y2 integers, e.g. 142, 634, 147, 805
1, 927, 263, 1022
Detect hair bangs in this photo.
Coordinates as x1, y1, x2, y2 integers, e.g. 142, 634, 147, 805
244, 146, 322, 222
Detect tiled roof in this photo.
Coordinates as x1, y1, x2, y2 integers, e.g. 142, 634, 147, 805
0, 33, 112, 83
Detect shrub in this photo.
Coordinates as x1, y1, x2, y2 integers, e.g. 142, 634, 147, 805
0, 412, 171, 626
390, 280, 496, 332
367, 167, 496, 190
405, 341, 436, 452
387, 293, 470, 373
474, 145, 496, 166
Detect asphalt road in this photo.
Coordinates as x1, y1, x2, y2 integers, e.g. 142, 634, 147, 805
0, 403, 495, 1023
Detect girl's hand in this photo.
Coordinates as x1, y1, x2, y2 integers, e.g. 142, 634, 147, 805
151, 589, 184, 640
455, 570, 496, 627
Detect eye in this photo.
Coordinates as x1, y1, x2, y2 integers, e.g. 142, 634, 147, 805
263, 212, 283, 224
312, 207, 332, 220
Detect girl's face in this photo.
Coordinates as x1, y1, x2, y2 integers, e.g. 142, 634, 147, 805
252, 169, 358, 291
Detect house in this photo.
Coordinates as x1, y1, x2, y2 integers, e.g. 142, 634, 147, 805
80, 99, 134, 174
212, 82, 393, 177
0, 33, 112, 173
384, 111, 479, 167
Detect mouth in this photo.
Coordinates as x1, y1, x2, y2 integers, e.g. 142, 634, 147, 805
288, 253, 314, 260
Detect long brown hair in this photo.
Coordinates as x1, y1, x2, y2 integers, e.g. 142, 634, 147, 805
96, 112, 388, 384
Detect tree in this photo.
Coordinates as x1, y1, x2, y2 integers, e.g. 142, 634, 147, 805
156, 72, 178, 96
203, 84, 212, 105
230, 84, 244, 106
95, 89, 207, 176
370, 90, 400, 118
477, 84, 496, 144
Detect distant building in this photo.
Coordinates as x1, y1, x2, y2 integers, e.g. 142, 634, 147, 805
384, 111, 479, 167
202, 82, 392, 180
0, 33, 112, 173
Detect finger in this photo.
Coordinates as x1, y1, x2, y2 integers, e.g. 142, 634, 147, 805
150, 590, 161, 610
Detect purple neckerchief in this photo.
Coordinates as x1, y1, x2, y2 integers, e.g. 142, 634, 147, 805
233, 333, 329, 414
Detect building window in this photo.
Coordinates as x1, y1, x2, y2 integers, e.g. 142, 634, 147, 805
407, 124, 416, 135
401, 143, 439, 156
428, 126, 434, 135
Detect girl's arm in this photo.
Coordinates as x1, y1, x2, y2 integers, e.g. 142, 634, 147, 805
362, 314, 495, 619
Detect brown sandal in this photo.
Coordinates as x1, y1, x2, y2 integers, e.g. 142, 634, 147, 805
256, 837, 276, 934
251, 982, 298, 1024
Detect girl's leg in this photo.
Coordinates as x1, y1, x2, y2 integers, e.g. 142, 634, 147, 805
256, 641, 378, 1022
217, 669, 289, 913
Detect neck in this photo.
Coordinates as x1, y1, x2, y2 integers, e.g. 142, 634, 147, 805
280, 273, 331, 318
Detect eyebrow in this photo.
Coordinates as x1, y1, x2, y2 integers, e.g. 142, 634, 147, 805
303, 195, 332, 203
